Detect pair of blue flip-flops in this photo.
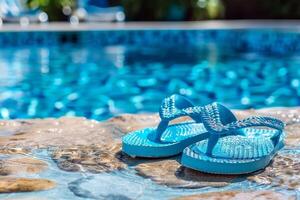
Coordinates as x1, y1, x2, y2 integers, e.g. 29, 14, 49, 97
122, 94, 285, 174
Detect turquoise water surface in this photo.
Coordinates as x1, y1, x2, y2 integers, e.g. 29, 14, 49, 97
0, 37, 299, 120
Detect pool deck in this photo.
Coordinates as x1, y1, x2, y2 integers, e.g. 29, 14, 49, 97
0, 107, 299, 198
1, 20, 300, 32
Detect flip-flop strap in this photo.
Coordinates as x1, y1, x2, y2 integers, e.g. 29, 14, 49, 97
199, 103, 285, 156
159, 94, 194, 120
155, 94, 197, 142
224, 116, 284, 133
224, 116, 284, 147
155, 96, 237, 142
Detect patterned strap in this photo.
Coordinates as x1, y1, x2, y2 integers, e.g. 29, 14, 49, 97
199, 103, 236, 134
159, 94, 194, 120
155, 94, 205, 142
225, 116, 284, 149
155, 95, 236, 142
199, 103, 285, 156
224, 116, 284, 133
199, 103, 284, 134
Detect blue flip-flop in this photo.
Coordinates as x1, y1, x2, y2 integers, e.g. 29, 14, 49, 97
181, 102, 285, 174
122, 94, 211, 157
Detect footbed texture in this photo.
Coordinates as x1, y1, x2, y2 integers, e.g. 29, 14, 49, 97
122, 123, 206, 146
194, 133, 275, 159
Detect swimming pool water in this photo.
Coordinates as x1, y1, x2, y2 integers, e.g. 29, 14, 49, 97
0, 41, 300, 120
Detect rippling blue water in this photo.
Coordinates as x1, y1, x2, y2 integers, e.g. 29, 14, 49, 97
0, 38, 300, 120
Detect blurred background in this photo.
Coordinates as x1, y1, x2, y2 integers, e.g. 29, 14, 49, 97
1, 0, 300, 24
26, 0, 300, 21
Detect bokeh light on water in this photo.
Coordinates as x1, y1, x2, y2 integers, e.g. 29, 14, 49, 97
0, 42, 300, 120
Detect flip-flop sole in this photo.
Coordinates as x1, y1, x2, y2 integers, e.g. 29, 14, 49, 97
181, 133, 284, 174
